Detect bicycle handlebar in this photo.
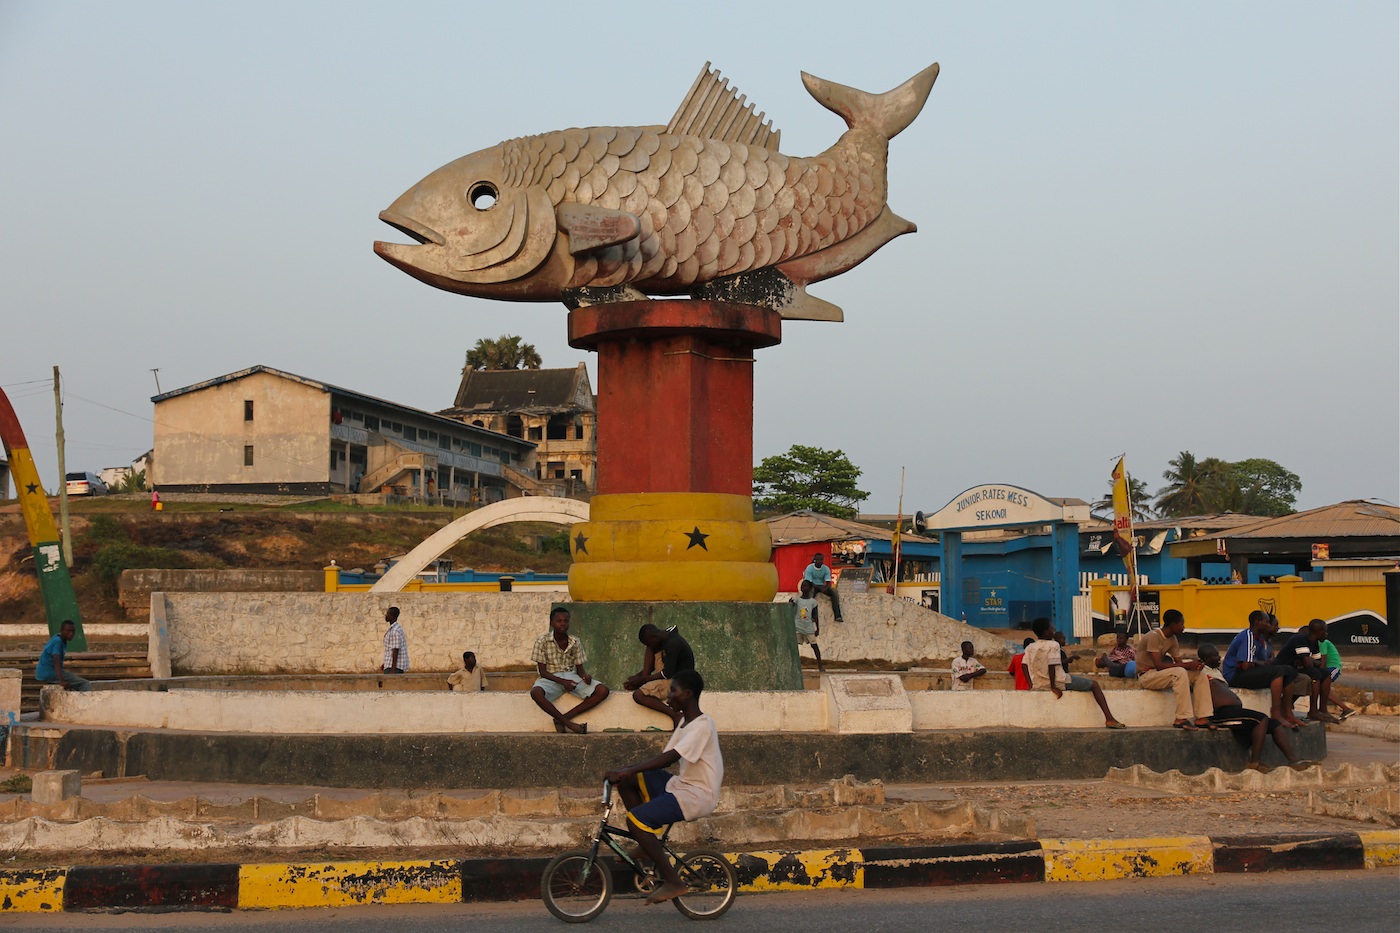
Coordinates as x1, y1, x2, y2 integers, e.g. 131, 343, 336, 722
602, 778, 612, 804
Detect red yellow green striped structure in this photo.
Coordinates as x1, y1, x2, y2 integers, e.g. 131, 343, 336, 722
0, 387, 85, 650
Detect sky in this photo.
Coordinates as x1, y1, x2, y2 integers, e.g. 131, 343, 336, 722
1, 1, 1396, 515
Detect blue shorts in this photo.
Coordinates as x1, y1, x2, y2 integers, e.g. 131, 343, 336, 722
626, 769, 685, 836
1064, 675, 1094, 692
1327, 667, 1341, 683
532, 671, 600, 702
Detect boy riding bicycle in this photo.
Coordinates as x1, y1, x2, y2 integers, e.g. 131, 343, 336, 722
604, 669, 723, 905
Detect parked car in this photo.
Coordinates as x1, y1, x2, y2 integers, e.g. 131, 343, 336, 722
65, 472, 108, 496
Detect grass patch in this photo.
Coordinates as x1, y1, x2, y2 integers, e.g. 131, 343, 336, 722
0, 774, 33, 794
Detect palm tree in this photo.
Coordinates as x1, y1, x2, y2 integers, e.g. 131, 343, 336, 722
463, 335, 543, 372
1154, 451, 1226, 517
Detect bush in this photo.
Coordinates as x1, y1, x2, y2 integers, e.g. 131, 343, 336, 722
84, 515, 129, 546
91, 542, 193, 593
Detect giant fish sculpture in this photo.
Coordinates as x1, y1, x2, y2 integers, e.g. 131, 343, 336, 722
375, 62, 938, 321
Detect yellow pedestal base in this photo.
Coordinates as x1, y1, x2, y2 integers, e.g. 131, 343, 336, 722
568, 493, 777, 602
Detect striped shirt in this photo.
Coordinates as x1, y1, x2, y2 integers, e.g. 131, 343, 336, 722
532, 631, 586, 673
382, 621, 409, 671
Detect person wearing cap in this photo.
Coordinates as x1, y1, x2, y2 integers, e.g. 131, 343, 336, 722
801, 553, 843, 623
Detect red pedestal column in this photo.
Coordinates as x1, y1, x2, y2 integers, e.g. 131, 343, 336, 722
568, 300, 782, 496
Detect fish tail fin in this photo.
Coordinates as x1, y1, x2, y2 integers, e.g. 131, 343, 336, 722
800, 62, 939, 139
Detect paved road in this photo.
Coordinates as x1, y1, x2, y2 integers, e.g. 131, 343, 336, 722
12, 870, 1398, 932
1342, 670, 1399, 694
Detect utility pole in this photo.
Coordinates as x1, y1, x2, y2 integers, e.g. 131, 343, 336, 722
54, 365, 72, 566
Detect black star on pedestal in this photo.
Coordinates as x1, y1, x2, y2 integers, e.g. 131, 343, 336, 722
573, 531, 589, 555
685, 526, 709, 550
25, 482, 39, 495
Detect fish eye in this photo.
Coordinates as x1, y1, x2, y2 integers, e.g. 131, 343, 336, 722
468, 182, 498, 210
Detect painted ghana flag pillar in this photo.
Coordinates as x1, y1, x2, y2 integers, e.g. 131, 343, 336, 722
565, 299, 780, 601
0, 388, 86, 650
561, 300, 798, 691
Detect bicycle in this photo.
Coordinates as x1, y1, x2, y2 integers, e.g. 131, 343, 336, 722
540, 779, 738, 923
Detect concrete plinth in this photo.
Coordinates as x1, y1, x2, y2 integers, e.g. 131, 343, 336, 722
31, 770, 81, 804
560, 600, 802, 692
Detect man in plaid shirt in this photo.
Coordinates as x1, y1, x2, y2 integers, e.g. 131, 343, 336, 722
382, 606, 409, 673
530, 607, 610, 734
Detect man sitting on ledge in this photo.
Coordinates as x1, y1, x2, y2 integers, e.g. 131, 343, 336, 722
1134, 609, 1213, 730
1199, 643, 1311, 772
1024, 618, 1126, 729
530, 607, 610, 734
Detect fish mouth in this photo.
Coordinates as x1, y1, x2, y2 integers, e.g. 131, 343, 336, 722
376, 209, 445, 246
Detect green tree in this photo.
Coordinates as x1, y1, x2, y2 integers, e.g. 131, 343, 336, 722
1219, 458, 1301, 516
1154, 451, 1227, 517
463, 335, 543, 372
753, 446, 869, 519
1093, 475, 1153, 522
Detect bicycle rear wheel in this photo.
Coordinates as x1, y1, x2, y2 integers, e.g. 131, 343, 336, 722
672, 849, 737, 920
541, 850, 613, 923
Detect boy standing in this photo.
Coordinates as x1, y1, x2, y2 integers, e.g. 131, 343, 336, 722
951, 641, 986, 691
791, 580, 824, 672
447, 651, 485, 691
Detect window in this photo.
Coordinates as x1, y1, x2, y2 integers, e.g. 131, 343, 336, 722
546, 416, 569, 441
500, 451, 511, 464
528, 426, 542, 441
438, 435, 451, 450
575, 422, 585, 440
570, 469, 583, 480
364, 415, 379, 432
468, 442, 482, 457
244, 400, 254, 421
402, 426, 416, 442
244, 445, 254, 467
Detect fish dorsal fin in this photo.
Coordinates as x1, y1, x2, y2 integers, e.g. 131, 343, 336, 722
667, 62, 781, 151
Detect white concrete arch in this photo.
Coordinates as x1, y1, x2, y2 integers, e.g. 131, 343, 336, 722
369, 497, 590, 593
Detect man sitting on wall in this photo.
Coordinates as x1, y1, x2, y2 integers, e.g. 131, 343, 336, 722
802, 553, 843, 623
1134, 609, 1214, 730
1199, 642, 1311, 772
1096, 631, 1137, 678
1221, 610, 1304, 731
624, 624, 695, 728
1024, 618, 1126, 729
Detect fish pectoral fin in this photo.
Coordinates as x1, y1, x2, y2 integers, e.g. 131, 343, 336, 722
556, 203, 641, 255
692, 267, 843, 322
779, 285, 843, 322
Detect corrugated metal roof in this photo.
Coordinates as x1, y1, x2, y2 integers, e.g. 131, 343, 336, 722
765, 510, 934, 545
1221, 500, 1400, 540
453, 365, 591, 412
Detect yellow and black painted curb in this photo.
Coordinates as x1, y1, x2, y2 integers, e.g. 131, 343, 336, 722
2, 832, 1396, 913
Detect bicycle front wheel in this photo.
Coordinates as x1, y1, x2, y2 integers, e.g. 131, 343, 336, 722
673, 849, 737, 920
541, 849, 613, 923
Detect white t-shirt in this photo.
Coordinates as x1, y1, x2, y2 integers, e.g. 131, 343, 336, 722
791, 597, 819, 635
951, 655, 985, 691
663, 712, 724, 820
1023, 639, 1068, 690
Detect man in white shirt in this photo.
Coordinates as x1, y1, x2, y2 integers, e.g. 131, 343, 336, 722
1025, 617, 1127, 729
950, 640, 986, 691
605, 669, 723, 905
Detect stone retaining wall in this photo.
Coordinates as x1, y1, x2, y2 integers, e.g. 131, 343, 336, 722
159, 592, 560, 675
154, 591, 1010, 676
120, 570, 324, 620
